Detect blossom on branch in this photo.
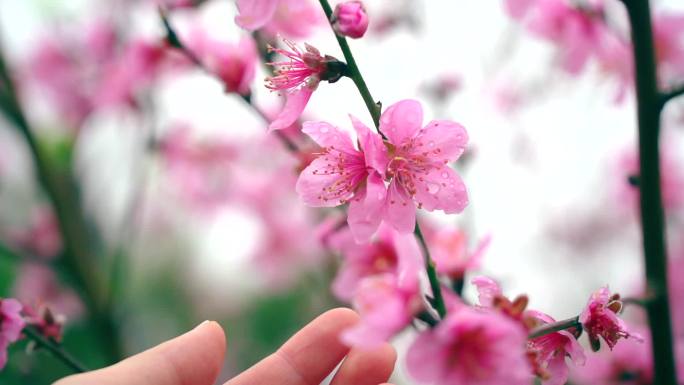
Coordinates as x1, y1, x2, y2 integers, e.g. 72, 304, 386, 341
0, 298, 25, 371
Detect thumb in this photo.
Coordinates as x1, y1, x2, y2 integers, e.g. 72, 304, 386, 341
54, 321, 226, 385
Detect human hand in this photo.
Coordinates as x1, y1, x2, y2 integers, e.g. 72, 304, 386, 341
54, 308, 396, 385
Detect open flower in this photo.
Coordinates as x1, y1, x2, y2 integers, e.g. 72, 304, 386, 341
527, 310, 586, 385
579, 286, 640, 351
348, 99, 469, 242
406, 306, 531, 385
296, 116, 387, 211
266, 40, 345, 131
0, 298, 25, 371
341, 229, 423, 348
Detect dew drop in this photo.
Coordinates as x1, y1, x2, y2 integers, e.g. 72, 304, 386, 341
441, 172, 449, 179
427, 182, 440, 194
428, 141, 435, 148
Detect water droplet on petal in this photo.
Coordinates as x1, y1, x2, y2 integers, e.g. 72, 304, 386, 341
441, 172, 449, 179
427, 182, 440, 194
428, 141, 435, 148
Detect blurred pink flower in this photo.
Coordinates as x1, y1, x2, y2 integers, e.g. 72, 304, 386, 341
329, 223, 411, 301
423, 224, 490, 280
296, 117, 388, 239
508, 0, 607, 75
406, 306, 531, 385
471, 275, 530, 322
23, 305, 64, 343
13, 263, 83, 320
6, 207, 62, 259
654, 13, 684, 85
95, 40, 168, 108
0, 298, 25, 371
378, 99, 468, 235
160, 124, 238, 211
341, 229, 422, 348
614, 146, 684, 213
189, 32, 258, 95
571, 325, 653, 385
527, 310, 586, 385
333, 1, 369, 39
579, 286, 640, 351
266, 41, 339, 131
235, 0, 321, 39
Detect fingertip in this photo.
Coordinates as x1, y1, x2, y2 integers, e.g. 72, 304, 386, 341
319, 307, 360, 327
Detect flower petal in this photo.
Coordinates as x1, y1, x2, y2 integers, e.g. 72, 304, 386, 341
268, 86, 313, 131
413, 166, 468, 214
415, 120, 468, 162
348, 173, 386, 243
296, 156, 354, 207
383, 180, 416, 233
235, 0, 279, 30
471, 276, 502, 307
379, 99, 423, 145
302, 121, 357, 153
349, 114, 389, 175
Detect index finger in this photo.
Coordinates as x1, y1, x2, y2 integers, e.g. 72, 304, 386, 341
226, 308, 358, 385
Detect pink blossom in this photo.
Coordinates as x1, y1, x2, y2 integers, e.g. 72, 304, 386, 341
423, 224, 490, 279
527, 310, 585, 385
341, 229, 423, 348
236, 0, 321, 39
0, 298, 25, 371
267, 40, 343, 131
23, 305, 64, 343
159, 124, 238, 211
406, 306, 532, 385
654, 13, 684, 85
378, 100, 468, 234
13, 263, 83, 320
295, 116, 387, 214
571, 325, 652, 385
189, 32, 258, 95
329, 223, 414, 301
514, 0, 607, 75
613, 146, 684, 213
95, 40, 168, 108
333, 1, 369, 39
6, 207, 62, 259
579, 286, 639, 351
471, 276, 530, 321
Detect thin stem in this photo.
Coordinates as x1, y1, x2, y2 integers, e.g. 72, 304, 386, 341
620, 1, 678, 384
528, 316, 580, 339
317, 0, 447, 318
22, 325, 88, 373
0, 38, 123, 363
414, 225, 447, 318
318, 0, 382, 131
158, 10, 300, 153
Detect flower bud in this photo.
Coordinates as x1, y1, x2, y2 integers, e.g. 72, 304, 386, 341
332, 1, 369, 39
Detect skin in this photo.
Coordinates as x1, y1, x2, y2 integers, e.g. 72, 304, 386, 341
54, 308, 397, 385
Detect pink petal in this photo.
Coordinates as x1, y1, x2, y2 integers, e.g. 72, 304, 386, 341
348, 173, 386, 243
379, 99, 423, 145
296, 157, 352, 207
301, 121, 357, 153
416, 120, 468, 162
406, 331, 444, 382
560, 330, 587, 365
471, 275, 502, 307
383, 180, 416, 233
413, 166, 468, 214
542, 354, 570, 385
349, 114, 389, 175
393, 231, 423, 289
268, 87, 313, 131
235, 0, 279, 31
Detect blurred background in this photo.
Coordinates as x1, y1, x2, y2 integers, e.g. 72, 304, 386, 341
0, 0, 683, 383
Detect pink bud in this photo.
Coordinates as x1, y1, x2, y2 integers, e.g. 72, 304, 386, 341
333, 1, 369, 39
